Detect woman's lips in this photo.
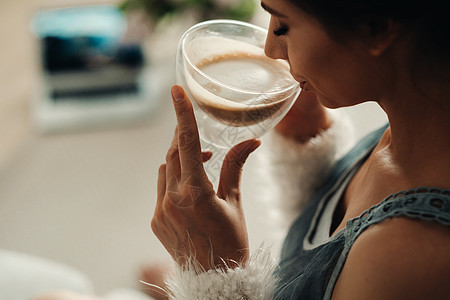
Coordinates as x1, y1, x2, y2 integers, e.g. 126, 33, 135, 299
299, 81, 313, 92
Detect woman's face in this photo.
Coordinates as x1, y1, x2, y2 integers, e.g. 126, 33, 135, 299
262, 0, 384, 108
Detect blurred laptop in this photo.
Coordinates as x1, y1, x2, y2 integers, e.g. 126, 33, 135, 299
31, 5, 161, 132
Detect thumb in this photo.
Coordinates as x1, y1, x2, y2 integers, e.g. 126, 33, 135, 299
217, 139, 261, 200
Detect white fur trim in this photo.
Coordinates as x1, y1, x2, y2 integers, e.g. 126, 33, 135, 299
256, 109, 355, 236
166, 248, 278, 300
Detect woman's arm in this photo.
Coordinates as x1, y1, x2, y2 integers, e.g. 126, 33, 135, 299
274, 90, 332, 143
332, 218, 450, 300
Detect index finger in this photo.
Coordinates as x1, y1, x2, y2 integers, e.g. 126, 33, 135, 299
171, 85, 205, 179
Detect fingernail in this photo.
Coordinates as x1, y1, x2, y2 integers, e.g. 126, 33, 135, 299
251, 139, 261, 151
201, 151, 213, 161
251, 139, 262, 151
171, 86, 184, 103
243, 139, 261, 153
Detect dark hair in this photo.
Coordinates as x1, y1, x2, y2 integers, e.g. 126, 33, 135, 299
288, 0, 450, 79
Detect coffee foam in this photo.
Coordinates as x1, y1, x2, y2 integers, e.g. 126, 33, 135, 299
183, 36, 296, 126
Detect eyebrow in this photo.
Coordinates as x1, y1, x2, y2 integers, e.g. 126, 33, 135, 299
261, 2, 288, 18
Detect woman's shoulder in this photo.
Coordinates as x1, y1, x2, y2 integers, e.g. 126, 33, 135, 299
332, 217, 450, 299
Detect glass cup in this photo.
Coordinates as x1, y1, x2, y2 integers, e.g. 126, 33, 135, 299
176, 19, 301, 149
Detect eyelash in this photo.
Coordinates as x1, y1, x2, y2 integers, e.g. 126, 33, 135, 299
273, 24, 288, 36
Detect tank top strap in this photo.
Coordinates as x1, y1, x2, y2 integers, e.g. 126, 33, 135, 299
324, 187, 450, 299
346, 187, 450, 244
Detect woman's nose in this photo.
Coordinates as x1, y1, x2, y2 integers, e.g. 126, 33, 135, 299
264, 20, 288, 60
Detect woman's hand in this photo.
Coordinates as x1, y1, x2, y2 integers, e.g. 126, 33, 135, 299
275, 90, 331, 142
151, 85, 261, 271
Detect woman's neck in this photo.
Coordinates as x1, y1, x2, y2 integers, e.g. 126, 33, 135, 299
334, 86, 449, 235
377, 86, 450, 189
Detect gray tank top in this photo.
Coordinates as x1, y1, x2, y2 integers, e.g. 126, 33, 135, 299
274, 125, 450, 299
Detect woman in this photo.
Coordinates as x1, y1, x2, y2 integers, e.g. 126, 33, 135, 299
152, 0, 450, 299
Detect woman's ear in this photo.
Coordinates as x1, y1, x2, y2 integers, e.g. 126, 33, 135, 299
362, 19, 402, 56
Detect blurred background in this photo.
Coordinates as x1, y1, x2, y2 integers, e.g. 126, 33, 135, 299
0, 0, 387, 297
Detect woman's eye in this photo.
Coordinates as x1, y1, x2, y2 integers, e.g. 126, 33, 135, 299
273, 25, 289, 36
